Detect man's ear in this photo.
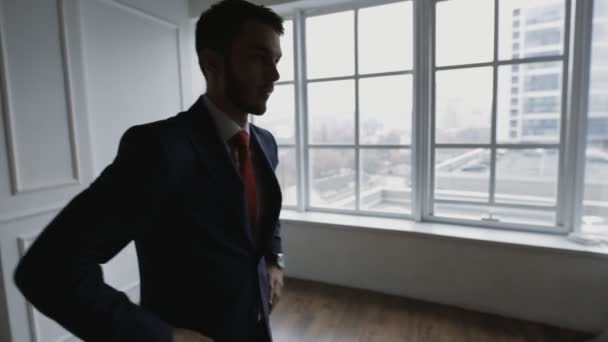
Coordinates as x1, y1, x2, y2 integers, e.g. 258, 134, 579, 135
199, 49, 223, 78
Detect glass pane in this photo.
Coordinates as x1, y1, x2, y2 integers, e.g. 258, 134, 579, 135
306, 11, 354, 79
497, 62, 562, 144
436, 0, 494, 66
499, 0, 566, 60
581, 0, 608, 235
254, 85, 295, 144
434, 203, 555, 226
276, 148, 297, 206
434, 149, 490, 202
583, 150, 608, 234
435, 67, 492, 144
277, 20, 294, 82
358, 1, 413, 74
359, 75, 412, 145
308, 80, 355, 144
309, 149, 355, 209
495, 149, 558, 206
360, 149, 411, 214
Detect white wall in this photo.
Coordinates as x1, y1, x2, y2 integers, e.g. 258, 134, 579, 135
189, 0, 292, 18
0, 0, 193, 341
281, 220, 608, 334
189, 0, 379, 18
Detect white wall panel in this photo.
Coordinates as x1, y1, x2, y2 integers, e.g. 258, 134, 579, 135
0, 0, 78, 194
0, 0, 94, 223
0, 13, 12, 207
81, 0, 183, 174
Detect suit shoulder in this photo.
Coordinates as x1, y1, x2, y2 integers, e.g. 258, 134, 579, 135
251, 124, 277, 145
121, 113, 185, 147
251, 123, 272, 137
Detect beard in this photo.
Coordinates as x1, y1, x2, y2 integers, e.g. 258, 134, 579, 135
224, 61, 267, 115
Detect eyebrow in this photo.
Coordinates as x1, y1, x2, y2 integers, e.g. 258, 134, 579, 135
249, 46, 282, 59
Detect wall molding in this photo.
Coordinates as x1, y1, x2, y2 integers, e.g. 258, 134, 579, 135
176, 27, 185, 111
17, 235, 141, 342
0, 204, 63, 224
110, 0, 178, 29
56, 0, 82, 191
0, 0, 82, 196
0, 0, 18, 196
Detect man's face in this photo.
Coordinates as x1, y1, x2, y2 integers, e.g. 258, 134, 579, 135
224, 20, 282, 115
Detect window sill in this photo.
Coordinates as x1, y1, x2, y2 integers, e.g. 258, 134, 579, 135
279, 209, 608, 259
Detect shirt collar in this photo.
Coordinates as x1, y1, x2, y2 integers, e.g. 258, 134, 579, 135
203, 94, 250, 144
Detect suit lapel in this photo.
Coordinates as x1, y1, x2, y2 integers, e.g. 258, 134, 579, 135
183, 97, 255, 248
183, 96, 282, 252
250, 126, 283, 245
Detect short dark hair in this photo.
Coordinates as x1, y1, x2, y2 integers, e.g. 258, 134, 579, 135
195, 0, 284, 77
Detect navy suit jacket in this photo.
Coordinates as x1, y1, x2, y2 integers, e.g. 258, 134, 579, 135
14, 95, 283, 342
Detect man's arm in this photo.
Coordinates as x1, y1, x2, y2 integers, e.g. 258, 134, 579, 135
265, 132, 284, 312
268, 132, 283, 256
14, 126, 174, 342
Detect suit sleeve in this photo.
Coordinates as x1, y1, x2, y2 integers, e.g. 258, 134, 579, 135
14, 126, 174, 342
269, 132, 283, 255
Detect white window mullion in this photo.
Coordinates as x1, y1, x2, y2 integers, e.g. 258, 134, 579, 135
435, 198, 555, 212
427, 0, 437, 220
413, 0, 434, 221
293, 9, 308, 212
489, 0, 500, 207
434, 143, 560, 149
435, 55, 564, 71
354, 7, 361, 212
562, 0, 594, 232
556, 0, 574, 230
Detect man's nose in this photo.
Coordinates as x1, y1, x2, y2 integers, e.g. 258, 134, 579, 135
269, 64, 280, 82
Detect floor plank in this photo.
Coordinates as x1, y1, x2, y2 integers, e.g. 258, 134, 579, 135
269, 278, 591, 342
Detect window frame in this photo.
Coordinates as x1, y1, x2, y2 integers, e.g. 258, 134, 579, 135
566, 0, 596, 234
251, 15, 300, 210
267, 0, 599, 235
428, 0, 572, 234
277, 0, 415, 219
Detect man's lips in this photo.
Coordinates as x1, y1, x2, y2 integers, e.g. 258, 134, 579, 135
261, 86, 274, 95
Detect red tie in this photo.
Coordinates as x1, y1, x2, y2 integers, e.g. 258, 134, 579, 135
230, 131, 257, 228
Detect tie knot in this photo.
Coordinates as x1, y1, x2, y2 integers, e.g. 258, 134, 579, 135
230, 130, 250, 148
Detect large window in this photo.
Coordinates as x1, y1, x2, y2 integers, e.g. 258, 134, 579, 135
581, 0, 608, 235
304, 2, 413, 215
432, 0, 566, 227
246, 0, 608, 235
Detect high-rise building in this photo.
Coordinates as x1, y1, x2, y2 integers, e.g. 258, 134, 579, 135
509, 1, 565, 143
508, 1, 608, 146
588, 0, 608, 149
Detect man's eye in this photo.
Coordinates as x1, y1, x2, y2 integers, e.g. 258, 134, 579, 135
252, 54, 275, 65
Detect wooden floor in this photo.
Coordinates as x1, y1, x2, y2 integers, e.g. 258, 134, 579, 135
269, 278, 591, 342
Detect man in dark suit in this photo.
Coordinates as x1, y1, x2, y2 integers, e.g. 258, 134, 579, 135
13, 1, 285, 341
